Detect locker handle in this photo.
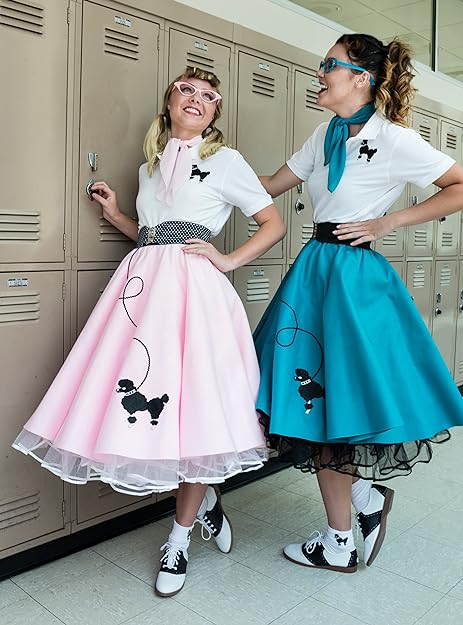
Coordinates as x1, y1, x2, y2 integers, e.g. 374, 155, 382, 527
435, 307, 442, 316
85, 178, 95, 201
295, 199, 305, 214
436, 292, 442, 303
88, 152, 98, 172
411, 195, 418, 206
296, 182, 304, 194
438, 216, 447, 223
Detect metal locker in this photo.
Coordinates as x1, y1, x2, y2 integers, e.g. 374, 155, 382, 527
289, 70, 332, 259
453, 261, 463, 385
75, 270, 152, 526
233, 265, 283, 331
435, 122, 462, 257
234, 53, 289, 260
406, 261, 433, 329
406, 112, 438, 258
388, 260, 403, 281
78, 3, 159, 262
375, 192, 406, 259
0, 0, 68, 263
0, 271, 66, 554
431, 260, 458, 376
168, 29, 231, 135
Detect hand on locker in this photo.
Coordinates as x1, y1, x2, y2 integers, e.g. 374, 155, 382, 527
90, 181, 122, 221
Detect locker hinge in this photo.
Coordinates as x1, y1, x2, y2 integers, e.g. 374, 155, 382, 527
62, 283, 66, 301
63, 233, 66, 251
66, 6, 71, 25
157, 33, 160, 51
62, 500, 66, 519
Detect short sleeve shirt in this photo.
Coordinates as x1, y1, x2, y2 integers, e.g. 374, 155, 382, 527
136, 142, 272, 236
286, 112, 455, 223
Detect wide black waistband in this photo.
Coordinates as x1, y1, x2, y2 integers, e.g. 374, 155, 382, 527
313, 222, 371, 250
137, 221, 212, 247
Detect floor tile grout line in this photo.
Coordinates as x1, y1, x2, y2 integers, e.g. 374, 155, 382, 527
8, 578, 68, 624
310, 596, 372, 625
371, 561, 450, 596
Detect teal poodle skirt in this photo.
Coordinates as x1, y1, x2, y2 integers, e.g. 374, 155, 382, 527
254, 239, 463, 480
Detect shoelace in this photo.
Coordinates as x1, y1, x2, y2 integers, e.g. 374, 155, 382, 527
196, 514, 217, 541
160, 542, 182, 571
303, 530, 324, 555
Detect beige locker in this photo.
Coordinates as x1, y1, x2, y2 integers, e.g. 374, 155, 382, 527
431, 260, 458, 376
234, 53, 288, 260
406, 112, 438, 258
388, 260, 403, 280
75, 270, 152, 525
375, 193, 406, 259
168, 29, 231, 135
289, 70, 332, 259
0, 0, 68, 263
233, 265, 283, 331
0, 271, 66, 553
406, 261, 433, 329
435, 122, 462, 257
453, 261, 463, 385
78, 3, 159, 262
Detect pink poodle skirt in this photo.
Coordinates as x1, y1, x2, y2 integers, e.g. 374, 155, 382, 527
13, 222, 267, 494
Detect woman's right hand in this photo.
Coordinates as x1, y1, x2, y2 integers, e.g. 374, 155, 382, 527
90, 181, 121, 222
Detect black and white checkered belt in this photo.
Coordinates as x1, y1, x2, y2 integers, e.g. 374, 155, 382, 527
137, 221, 212, 247
313, 222, 371, 250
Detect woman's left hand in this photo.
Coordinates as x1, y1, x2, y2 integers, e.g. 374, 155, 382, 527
333, 214, 396, 246
182, 239, 235, 272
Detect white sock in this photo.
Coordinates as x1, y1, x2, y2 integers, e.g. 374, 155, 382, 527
169, 520, 193, 548
323, 525, 355, 553
351, 478, 372, 513
197, 491, 209, 518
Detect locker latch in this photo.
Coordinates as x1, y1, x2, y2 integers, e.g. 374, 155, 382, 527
438, 216, 447, 223
435, 308, 442, 317
295, 199, 305, 214
436, 292, 442, 304
88, 152, 98, 172
85, 178, 95, 201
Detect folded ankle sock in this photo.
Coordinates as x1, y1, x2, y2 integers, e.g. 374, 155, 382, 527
352, 478, 372, 514
324, 525, 355, 553
169, 520, 194, 548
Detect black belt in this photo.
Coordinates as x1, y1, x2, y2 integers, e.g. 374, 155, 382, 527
137, 221, 212, 247
313, 222, 371, 250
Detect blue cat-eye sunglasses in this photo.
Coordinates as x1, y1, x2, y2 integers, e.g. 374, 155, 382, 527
319, 57, 376, 86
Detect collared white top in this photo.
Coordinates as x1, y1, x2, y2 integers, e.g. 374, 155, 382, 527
136, 142, 272, 236
287, 112, 455, 224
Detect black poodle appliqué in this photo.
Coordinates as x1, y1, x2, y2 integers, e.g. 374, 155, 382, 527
294, 368, 325, 414
116, 379, 169, 426
358, 140, 377, 162
190, 164, 210, 182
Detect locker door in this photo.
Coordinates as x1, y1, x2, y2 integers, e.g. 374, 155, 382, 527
0, 0, 67, 263
233, 265, 283, 331
388, 260, 403, 280
453, 261, 463, 385
234, 53, 288, 260
431, 260, 458, 375
289, 70, 332, 259
0, 271, 66, 553
436, 122, 462, 256
168, 29, 231, 135
78, 4, 159, 261
75, 270, 152, 525
406, 261, 433, 329
406, 113, 438, 257
375, 192, 406, 259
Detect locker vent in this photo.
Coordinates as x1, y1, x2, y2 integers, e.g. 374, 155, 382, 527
104, 27, 139, 61
0, 0, 44, 35
301, 224, 314, 244
458, 359, 463, 376
417, 124, 432, 143
0, 212, 40, 241
252, 73, 275, 97
99, 219, 130, 242
380, 232, 398, 246
413, 229, 428, 247
98, 484, 116, 498
412, 268, 425, 289
0, 492, 40, 530
305, 86, 323, 112
440, 232, 454, 247
246, 277, 270, 302
0, 290, 40, 323
439, 265, 452, 287
446, 132, 457, 150
185, 52, 215, 71
247, 221, 259, 238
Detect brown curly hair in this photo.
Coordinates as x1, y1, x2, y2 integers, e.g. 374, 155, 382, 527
336, 34, 417, 126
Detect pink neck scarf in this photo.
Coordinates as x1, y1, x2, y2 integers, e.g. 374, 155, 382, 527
157, 135, 203, 206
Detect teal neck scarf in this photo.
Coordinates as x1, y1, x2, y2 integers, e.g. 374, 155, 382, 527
323, 102, 376, 193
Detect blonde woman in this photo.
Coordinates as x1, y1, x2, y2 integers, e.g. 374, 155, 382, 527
255, 34, 463, 573
13, 67, 286, 596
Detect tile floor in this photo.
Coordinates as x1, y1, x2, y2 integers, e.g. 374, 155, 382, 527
2, 427, 463, 625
